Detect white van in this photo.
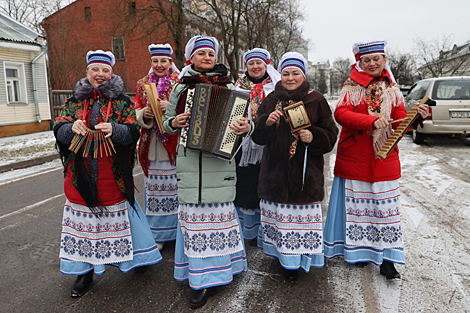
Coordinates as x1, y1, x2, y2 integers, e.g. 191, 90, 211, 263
405, 76, 470, 143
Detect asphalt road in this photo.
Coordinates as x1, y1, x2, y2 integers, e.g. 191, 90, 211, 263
1, 134, 469, 312
0, 165, 338, 313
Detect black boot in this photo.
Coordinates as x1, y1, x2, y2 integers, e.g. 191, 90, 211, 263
286, 269, 299, 281
380, 260, 401, 280
190, 287, 214, 309
355, 262, 369, 268
70, 271, 94, 297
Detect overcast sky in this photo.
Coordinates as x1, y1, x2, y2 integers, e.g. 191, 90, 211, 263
298, 0, 470, 63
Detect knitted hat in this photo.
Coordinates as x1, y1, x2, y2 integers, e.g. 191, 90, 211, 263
352, 39, 387, 61
278, 52, 307, 77
148, 43, 173, 59
352, 39, 396, 83
178, 35, 219, 79
86, 50, 115, 69
244, 48, 270, 65
184, 35, 219, 66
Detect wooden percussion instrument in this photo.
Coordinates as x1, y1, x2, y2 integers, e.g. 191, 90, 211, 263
282, 101, 311, 132
376, 96, 429, 159
144, 83, 165, 134
69, 128, 116, 158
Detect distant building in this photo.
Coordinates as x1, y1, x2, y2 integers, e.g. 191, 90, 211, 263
0, 12, 50, 137
419, 41, 470, 78
41, 0, 181, 93
308, 60, 333, 96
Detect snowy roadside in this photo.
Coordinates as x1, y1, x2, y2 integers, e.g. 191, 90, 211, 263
0, 130, 61, 184
0, 130, 57, 168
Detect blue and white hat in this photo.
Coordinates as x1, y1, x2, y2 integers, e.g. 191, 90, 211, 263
147, 43, 180, 74
148, 43, 173, 59
278, 52, 307, 77
86, 50, 115, 69
184, 35, 219, 65
178, 35, 219, 79
244, 48, 270, 65
353, 39, 387, 61
352, 39, 396, 83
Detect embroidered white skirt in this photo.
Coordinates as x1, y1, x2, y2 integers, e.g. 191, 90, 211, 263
324, 176, 405, 265
59, 198, 162, 275
174, 202, 247, 289
258, 199, 325, 271
144, 154, 178, 243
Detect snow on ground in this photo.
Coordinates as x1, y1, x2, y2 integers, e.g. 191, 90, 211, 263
0, 131, 56, 167
1, 126, 470, 312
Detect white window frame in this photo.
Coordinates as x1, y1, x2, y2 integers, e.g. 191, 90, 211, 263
4, 61, 28, 105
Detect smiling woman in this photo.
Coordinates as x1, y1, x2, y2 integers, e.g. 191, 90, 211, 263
252, 51, 338, 281
53, 49, 162, 298
162, 35, 254, 309
134, 43, 180, 252
233, 48, 281, 244
86, 64, 112, 87
323, 39, 429, 281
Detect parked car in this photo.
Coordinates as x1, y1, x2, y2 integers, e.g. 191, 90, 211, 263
399, 85, 411, 97
404, 76, 470, 143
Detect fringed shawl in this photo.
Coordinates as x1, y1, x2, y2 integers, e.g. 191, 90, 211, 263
337, 76, 404, 156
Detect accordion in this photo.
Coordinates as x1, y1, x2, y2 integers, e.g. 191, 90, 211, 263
179, 83, 250, 160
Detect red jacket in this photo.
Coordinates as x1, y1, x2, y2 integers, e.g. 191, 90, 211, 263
334, 69, 407, 183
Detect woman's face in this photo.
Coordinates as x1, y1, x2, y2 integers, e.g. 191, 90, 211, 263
87, 64, 112, 87
247, 59, 267, 79
151, 57, 172, 78
360, 54, 387, 78
281, 68, 305, 91
190, 49, 215, 72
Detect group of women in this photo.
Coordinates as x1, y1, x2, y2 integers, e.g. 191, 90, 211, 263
54, 36, 429, 308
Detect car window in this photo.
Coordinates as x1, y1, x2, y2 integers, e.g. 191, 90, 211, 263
407, 81, 430, 100
432, 79, 470, 100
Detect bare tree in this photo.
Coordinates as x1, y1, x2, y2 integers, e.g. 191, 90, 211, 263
332, 57, 352, 83
329, 57, 352, 94
186, 0, 246, 81
261, 0, 305, 67
41, 7, 85, 90
186, 0, 305, 80
241, 0, 275, 50
387, 50, 415, 85
111, 0, 187, 68
414, 35, 470, 78
0, 0, 73, 33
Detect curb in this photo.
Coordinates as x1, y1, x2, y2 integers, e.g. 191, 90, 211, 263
0, 154, 60, 174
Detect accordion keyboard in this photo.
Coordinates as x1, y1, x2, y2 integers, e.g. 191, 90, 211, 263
179, 88, 195, 148
219, 95, 249, 154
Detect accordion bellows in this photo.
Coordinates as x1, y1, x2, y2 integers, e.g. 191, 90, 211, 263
179, 83, 250, 160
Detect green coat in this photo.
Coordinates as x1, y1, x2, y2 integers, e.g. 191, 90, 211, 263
163, 66, 253, 204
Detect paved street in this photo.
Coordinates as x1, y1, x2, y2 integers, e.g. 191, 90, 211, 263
0, 134, 469, 312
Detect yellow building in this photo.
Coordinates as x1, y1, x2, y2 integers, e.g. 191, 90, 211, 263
0, 13, 50, 137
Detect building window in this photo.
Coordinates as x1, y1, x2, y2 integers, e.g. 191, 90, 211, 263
112, 37, 125, 61
129, 2, 136, 16
85, 7, 91, 21
4, 63, 27, 104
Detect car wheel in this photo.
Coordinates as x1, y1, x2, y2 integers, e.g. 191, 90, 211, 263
412, 129, 425, 144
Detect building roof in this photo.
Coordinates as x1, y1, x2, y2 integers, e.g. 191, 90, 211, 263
0, 12, 42, 44
440, 41, 470, 61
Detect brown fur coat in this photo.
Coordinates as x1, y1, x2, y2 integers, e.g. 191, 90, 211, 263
252, 80, 338, 204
